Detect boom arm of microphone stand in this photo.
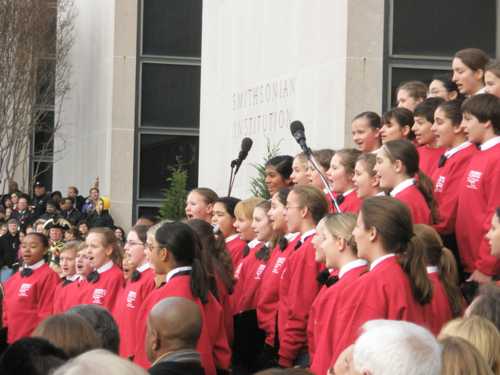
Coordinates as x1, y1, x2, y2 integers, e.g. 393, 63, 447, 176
308, 154, 342, 213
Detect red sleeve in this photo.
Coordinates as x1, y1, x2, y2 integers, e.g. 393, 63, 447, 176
52, 285, 64, 314
205, 293, 231, 370
476, 167, 500, 275
216, 276, 234, 347
278, 243, 324, 367
37, 268, 61, 323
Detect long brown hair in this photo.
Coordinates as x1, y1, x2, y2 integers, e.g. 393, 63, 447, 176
290, 185, 330, 225
360, 196, 434, 305
88, 227, 123, 269
184, 218, 235, 295
414, 224, 464, 318
383, 140, 440, 224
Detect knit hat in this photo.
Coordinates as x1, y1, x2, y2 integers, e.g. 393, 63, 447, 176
46, 199, 58, 208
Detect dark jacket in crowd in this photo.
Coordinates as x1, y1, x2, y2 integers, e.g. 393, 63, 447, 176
75, 195, 86, 211
61, 209, 82, 227
0, 232, 20, 269
10, 211, 35, 233
39, 212, 63, 222
148, 362, 206, 375
30, 192, 50, 220
89, 210, 114, 230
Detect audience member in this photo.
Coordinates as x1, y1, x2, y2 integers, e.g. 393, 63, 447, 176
146, 297, 205, 375
67, 186, 86, 211
52, 349, 147, 375
89, 197, 115, 229
0, 219, 20, 283
352, 320, 441, 375
0, 337, 69, 375
66, 304, 121, 355
10, 197, 35, 232
30, 181, 50, 220
62, 197, 82, 226
33, 314, 101, 357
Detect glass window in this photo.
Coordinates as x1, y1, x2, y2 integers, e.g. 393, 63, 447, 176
391, 0, 496, 58
137, 206, 161, 220
139, 134, 199, 199
140, 63, 201, 128
142, 0, 202, 57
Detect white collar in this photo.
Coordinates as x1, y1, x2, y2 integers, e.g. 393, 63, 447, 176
225, 234, 239, 243
475, 87, 486, 95
25, 259, 45, 270
137, 262, 151, 273
166, 266, 193, 283
68, 274, 80, 281
78, 275, 84, 282
286, 232, 301, 242
342, 188, 356, 197
480, 136, 500, 151
339, 259, 368, 279
444, 141, 472, 158
427, 266, 439, 274
375, 191, 385, 196
96, 260, 114, 274
390, 178, 416, 197
301, 229, 316, 242
369, 253, 396, 271
248, 238, 261, 249
264, 241, 271, 248
371, 148, 380, 154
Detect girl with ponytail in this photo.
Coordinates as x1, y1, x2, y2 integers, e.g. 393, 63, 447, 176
133, 222, 231, 374
329, 196, 433, 365
309, 213, 368, 375
277, 185, 330, 368
414, 224, 464, 336
255, 188, 301, 370
185, 218, 235, 346
374, 139, 440, 225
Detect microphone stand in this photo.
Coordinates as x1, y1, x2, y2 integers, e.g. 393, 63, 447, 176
227, 159, 239, 197
307, 153, 341, 213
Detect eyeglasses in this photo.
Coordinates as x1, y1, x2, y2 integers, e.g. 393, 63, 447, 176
124, 241, 146, 247
147, 244, 163, 251
284, 206, 303, 211
427, 90, 449, 96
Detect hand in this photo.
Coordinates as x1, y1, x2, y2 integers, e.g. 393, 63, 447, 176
466, 269, 493, 285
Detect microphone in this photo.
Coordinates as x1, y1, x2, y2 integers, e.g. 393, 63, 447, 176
233, 137, 253, 174
290, 121, 312, 157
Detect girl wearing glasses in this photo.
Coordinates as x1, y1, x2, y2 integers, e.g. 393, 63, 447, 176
255, 187, 301, 370
309, 213, 367, 375
115, 225, 155, 360
374, 140, 439, 225
427, 74, 464, 101
277, 185, 330, 368
78, 227, 124, 315
133, 222, 231, 374
328, 196, 432, 366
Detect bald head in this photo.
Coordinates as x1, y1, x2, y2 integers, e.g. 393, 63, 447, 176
145, 297, 203, 363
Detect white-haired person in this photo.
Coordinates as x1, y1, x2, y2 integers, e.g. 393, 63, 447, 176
335, 320, 441, 375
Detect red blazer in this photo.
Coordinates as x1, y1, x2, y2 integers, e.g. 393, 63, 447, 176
329, 256, 426, 366
423, 271, 456, 336
53, 276, 80, 314
116, 267, 156, 359
235, 244, 269, 313
309, 264, 367, 375
78, 264, 125, 315
257, 234, 300, 347
394, 184, 433, 225
278, 234, 325, 367
133, 274, 230, 375
3, 263, 61, 343
230, 242, 262, 314
456, 143, 500, 275
431, 143, 476, 235
226, 235, 247, 270
215, 274, 234, 347
418, 145, 446, 183
338, 190, 362, 214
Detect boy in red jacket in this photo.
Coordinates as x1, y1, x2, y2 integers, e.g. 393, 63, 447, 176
456, 94, 500, 301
